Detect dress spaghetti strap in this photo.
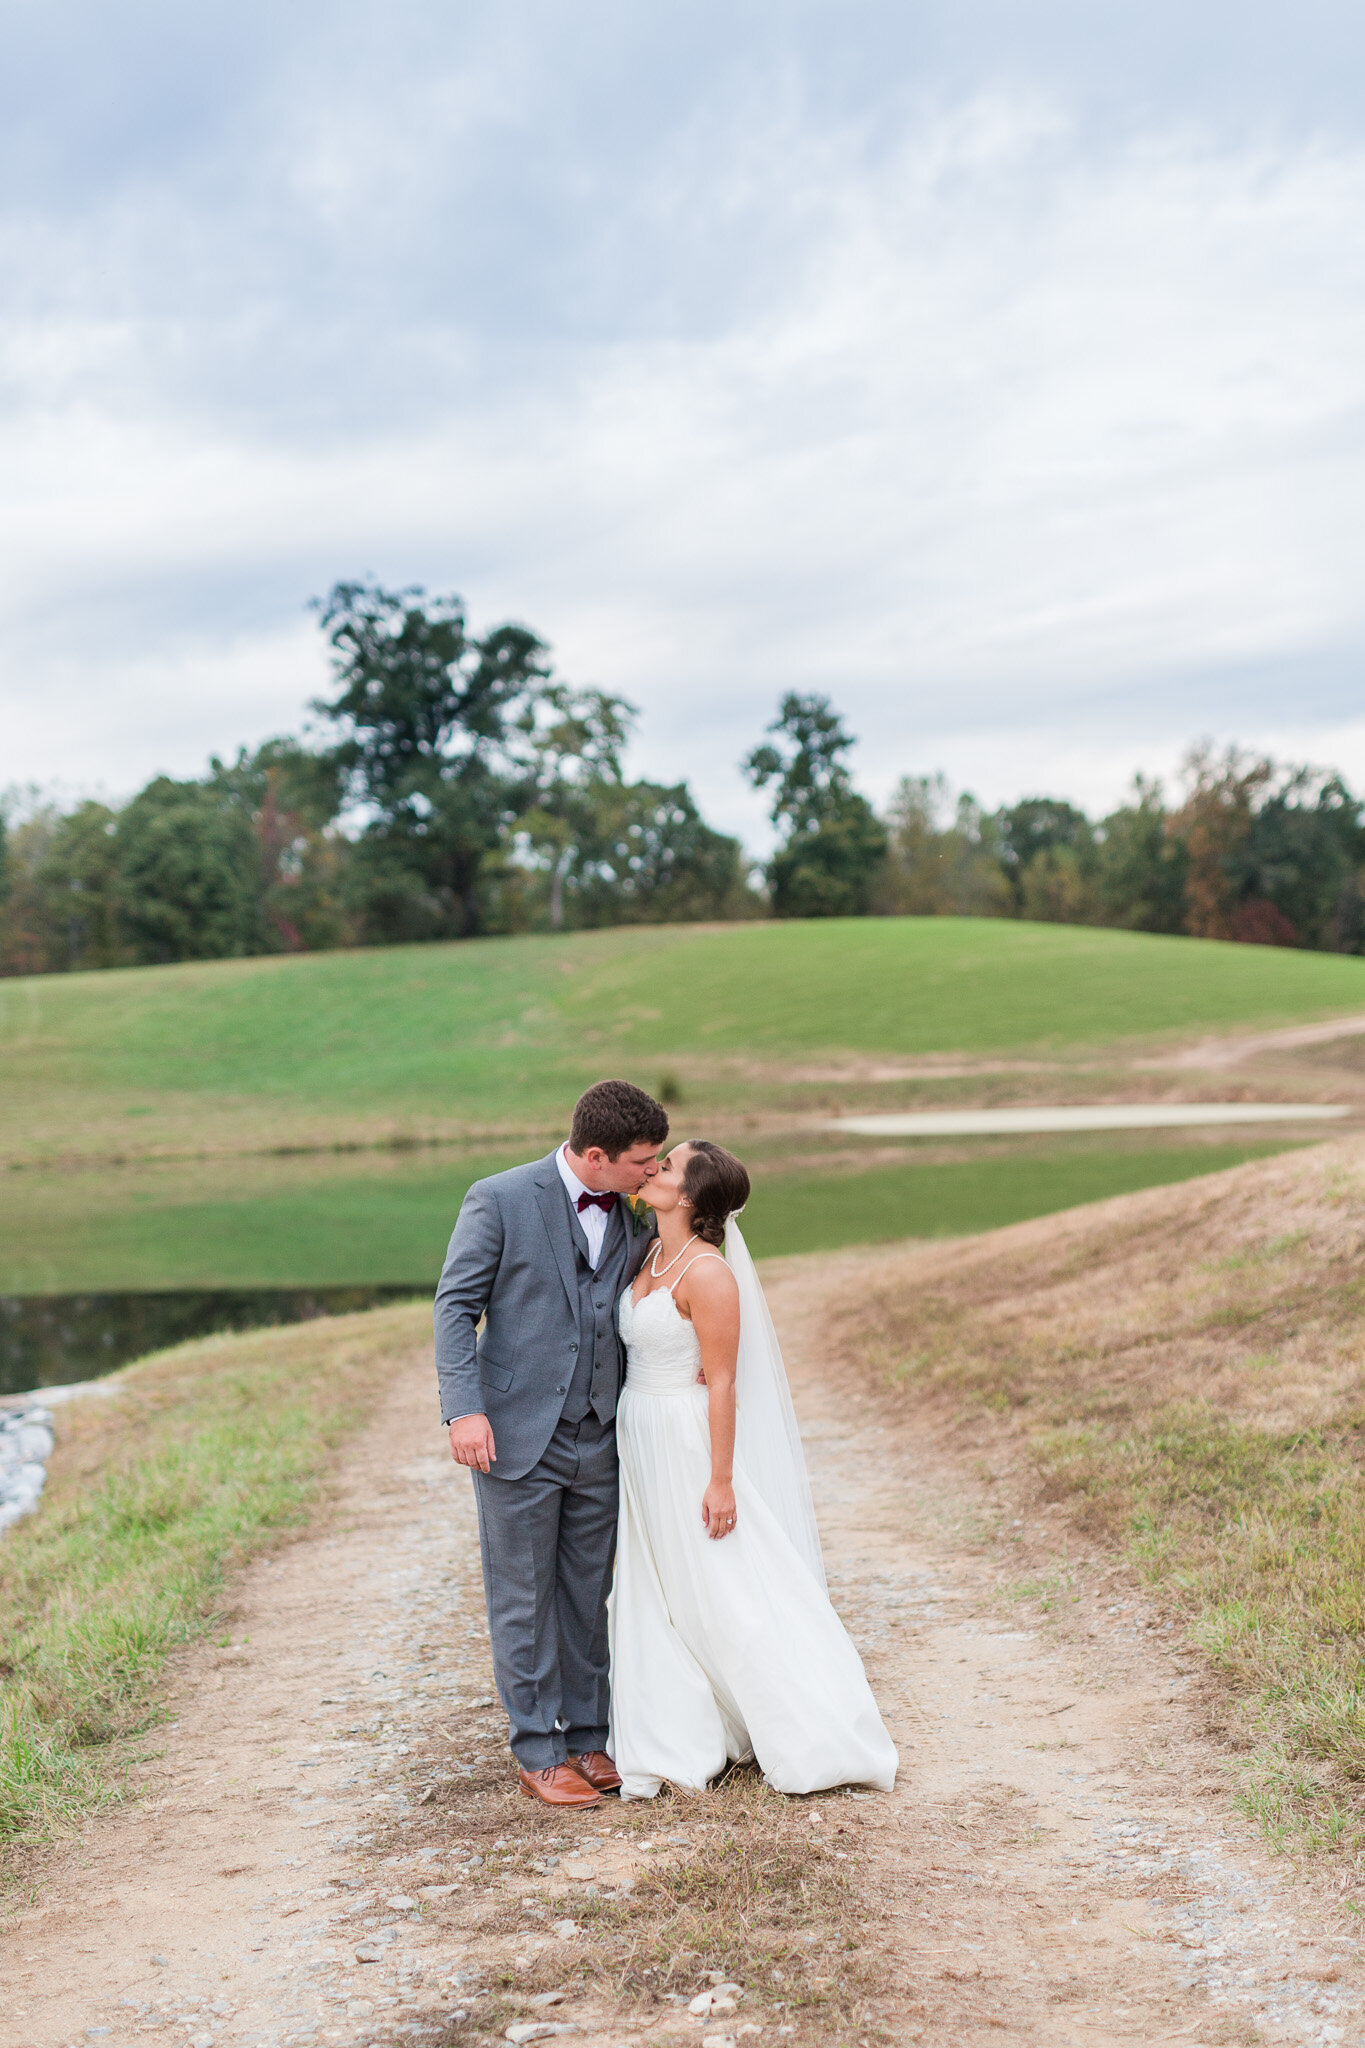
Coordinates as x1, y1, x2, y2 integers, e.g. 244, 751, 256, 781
666, 1251, 730, 1295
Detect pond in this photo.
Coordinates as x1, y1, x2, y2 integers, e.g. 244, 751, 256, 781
0, 1286, 426, 1400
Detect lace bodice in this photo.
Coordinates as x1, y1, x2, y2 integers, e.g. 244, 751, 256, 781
618, 1284, 705, 1394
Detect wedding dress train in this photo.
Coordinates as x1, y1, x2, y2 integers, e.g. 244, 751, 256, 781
608, 1252, 898, 1799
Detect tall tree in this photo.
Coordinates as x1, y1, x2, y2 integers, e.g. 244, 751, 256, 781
997, 796, 1097, 922
998, 796, 1094, 873
313, 581, 551, 939
115, 778, 261, 964
0, 802, 64, 974
207, 740, 350, 952
38, 800, 123, 968
744, 694, 886, 918
1095, 778, 1186, 934
878, 776, 1012, 918
569, 781, 751, 927
1016, 845, 1097, 925
511, 684, 636, 930
1232, 768, 1365, 950
0, 799, 122, 973
1169, 745, 1270, 940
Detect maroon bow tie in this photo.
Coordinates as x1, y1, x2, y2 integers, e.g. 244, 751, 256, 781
576, 1190, 618, 1214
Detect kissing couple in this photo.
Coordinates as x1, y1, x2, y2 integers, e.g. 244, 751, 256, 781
434, 1079, 897, 1808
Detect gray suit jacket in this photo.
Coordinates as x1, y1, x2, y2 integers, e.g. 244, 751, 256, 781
433, 1151, 656, 1482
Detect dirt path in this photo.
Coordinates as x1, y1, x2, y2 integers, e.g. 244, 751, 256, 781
4, 1267, 1363, 2048
1145, 1012, 1365, 1071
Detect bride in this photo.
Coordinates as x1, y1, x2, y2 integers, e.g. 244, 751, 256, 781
609, 1139, 898, 1799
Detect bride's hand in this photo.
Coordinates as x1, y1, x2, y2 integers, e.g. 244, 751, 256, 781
702, 1479, 737, 1540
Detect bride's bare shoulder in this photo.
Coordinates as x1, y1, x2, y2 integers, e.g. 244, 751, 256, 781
680, 1252, 739, 1303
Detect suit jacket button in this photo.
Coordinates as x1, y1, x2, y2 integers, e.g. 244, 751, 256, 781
556, 1385, 566, 1393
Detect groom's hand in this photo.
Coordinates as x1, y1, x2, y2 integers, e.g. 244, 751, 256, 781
448, 1414, 496, 1473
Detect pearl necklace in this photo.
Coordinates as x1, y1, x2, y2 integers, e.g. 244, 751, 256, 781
649, 1233, 700, 1280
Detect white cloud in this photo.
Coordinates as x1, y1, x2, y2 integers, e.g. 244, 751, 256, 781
4, 621, 324, 799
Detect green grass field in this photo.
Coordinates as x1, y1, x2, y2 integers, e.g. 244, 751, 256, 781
1, 917, 1361, 1292
3, 918, 1364, 1162
0, 1136, 1302, 1291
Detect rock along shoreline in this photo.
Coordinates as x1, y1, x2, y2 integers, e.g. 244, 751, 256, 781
0, 1401, 55, 1531
0, 1377, 122, 1535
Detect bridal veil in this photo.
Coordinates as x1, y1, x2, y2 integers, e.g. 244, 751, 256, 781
724, 1216, 826, 1589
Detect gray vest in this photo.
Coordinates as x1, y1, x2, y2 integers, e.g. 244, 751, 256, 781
434, 1151, 657, 1481
561, 1198, 629, 1425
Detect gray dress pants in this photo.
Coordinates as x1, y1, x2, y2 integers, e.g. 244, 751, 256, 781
470, 1410, 618, 1770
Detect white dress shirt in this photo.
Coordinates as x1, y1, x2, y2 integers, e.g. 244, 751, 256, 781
556, 1143, 616, 1269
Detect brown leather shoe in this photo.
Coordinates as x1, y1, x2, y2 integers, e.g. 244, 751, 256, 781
568, 1750, 622, 1793
518, 1763, 601, 1808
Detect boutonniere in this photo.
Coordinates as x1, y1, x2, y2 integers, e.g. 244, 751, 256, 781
623, 1194, 654, 1237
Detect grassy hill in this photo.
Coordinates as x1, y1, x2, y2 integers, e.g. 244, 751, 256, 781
1, 917, 1361, 1291
3, 917, 1364, 1161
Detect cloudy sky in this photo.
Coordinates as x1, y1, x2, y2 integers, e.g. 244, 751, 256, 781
3, 0, 1364, 844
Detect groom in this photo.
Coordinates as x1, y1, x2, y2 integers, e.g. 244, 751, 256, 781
434, 1079, 668, 1808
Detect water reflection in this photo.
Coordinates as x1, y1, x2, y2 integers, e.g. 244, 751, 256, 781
0, 1287, 424, 1399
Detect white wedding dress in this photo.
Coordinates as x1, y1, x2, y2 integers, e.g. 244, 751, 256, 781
608, 1230, 898, 1800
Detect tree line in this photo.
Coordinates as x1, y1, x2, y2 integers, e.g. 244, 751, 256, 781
3, 580, 1363, 973
745, 698, 1365, 950
0, 582, 755, 974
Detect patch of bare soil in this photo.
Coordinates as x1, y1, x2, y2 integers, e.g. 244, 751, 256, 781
722, 1032, 1365, 1127
734, 1060, 1058, 1085
4, 1252, 1364, 2048
1145, 1013, 1365, 1072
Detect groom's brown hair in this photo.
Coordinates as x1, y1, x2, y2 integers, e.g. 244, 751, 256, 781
570, 1079, 669, 1159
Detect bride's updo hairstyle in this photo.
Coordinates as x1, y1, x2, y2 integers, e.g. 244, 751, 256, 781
681, 1140, 751, 1247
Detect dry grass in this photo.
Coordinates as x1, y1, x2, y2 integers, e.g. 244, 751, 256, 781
379, 1737, 887, 2047
825, 1135, 1365, 1866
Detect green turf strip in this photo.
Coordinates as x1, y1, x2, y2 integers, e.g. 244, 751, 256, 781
739, 1143, 1301, 1259
0, 1141, 1300, 1292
